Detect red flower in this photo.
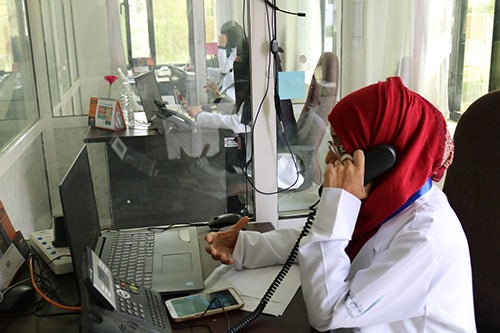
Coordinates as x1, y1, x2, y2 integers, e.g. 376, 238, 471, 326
104, 75, 119, 98
104, 75, 119, 85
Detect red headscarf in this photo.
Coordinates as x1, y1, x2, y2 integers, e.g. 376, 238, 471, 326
328, 77, 454, 259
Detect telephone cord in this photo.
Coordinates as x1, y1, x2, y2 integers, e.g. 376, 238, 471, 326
225, 198, 320, 333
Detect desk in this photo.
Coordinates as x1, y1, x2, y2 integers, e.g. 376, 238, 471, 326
2, 224, 316, 332
0, 262, 80, 332
172, 223, 316, 333
84, 125, 228, 229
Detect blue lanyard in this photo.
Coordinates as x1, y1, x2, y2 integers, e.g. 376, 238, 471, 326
382, 178, 433, 224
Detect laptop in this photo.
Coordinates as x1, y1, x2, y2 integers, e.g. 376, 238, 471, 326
134, 70, 194, 131
134, 71, 219, 159
60, 145, 204, 295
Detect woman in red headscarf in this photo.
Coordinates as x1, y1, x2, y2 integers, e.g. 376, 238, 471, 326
205, 77, 475, 332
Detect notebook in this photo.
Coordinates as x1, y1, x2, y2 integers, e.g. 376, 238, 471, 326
59, 145, 204, 295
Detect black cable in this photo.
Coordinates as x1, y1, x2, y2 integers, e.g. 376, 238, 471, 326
31, 254, 81, 310
241, 0, 304, 196
225, 198, 320, 333
199, 296, 231, 329
263, 0, 306, 17
241, 0, 252, 215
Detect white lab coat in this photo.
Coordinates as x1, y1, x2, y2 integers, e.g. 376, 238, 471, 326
195, 110, 248, 134
217, 47, 237, 101
232, 185, 476, 332
195, 100, 250, 134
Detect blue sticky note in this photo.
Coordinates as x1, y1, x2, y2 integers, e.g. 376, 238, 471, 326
278, 71, 305, 100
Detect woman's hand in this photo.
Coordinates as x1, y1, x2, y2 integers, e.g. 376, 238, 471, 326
323, 149, 370, 200
204, 81, 222, 99
185, 104, 203, 118
205, 216, 249, 265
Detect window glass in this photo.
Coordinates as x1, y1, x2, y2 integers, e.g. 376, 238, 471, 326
275, 0, 341, 216
460, 0, 495, 112
0, 0, 38, 151
276, 0, 498, 217
41, 0, 80, 116
114, 0, 253, 223
53, 1, 71, 94
40, 1, 59, 107
153, 1, 190, 65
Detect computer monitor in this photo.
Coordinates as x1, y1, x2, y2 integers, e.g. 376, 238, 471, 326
59, 145, 101, 292
134, 71, 163, 123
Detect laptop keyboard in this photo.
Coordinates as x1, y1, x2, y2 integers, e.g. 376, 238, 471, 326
108, 232, 155, 289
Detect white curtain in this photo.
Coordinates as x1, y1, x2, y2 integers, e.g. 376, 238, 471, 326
341, 0, 454, 117
277, 0, 323, 81
106, 0, 127, 72
216, 0, 246, 30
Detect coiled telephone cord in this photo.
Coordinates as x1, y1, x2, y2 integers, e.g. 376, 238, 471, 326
225, 198, 320, 333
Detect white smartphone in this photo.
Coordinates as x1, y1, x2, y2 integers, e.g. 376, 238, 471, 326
165, 288, 244, 322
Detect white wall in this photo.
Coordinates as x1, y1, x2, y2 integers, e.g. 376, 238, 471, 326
0, 135, 52, 234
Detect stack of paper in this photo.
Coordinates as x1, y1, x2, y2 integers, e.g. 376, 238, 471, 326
203, 263, 301, 316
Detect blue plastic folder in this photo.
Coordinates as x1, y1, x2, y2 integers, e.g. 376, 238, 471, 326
278, 71, 305, 100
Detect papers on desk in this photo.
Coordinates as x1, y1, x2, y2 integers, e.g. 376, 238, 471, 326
0, 244, 24, 290
203, 263, 301, 317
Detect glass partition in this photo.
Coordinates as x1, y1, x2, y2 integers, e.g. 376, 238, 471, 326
275, 0, 341, 216
0, 0, 39, 151
107, 0, 253, 223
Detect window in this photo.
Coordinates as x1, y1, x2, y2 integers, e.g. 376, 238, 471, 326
40, 0, 81, 117
13, 0, 497, 226
449, 0, 498, 120
273, 0, 342, 216
0, 0, 39, 152
275, 0, 499, 217
120, 0, 229, 104
116, 0, 253, 220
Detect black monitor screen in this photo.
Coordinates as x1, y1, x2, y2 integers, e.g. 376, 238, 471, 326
59, 145, 101, 290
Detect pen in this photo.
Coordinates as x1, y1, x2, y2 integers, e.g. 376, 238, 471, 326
174, 86, 184, 103
174, 86, 189, 111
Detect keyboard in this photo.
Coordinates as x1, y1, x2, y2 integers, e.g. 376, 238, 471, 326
107, 232, 155, 288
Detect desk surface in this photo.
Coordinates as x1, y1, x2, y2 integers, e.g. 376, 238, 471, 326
84, 120, 158, 143
2, 224, 316, 333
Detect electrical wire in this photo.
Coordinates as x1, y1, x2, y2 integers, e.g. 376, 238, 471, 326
199, 296, 231, 329
241, 0, 305, 195
263, 0, 306, 17
28, 255, 81, 312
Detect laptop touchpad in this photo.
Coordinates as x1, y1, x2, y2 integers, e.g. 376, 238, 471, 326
161, 253, 192, 273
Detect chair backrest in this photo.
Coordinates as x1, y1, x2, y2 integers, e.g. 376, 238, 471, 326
442, 90, 500, 332
276, 52, 339, 191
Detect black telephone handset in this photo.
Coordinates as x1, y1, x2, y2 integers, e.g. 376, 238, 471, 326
318, 144, 397, 196
226, 144, 397, 333
153, 100, 195, 131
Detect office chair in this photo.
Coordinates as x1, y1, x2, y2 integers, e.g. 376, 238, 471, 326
442, 90, 500, 333
281, 52, 339, 190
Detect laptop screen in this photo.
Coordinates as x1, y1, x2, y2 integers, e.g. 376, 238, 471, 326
135, 71, 163, 122
59, 145, 101, 289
